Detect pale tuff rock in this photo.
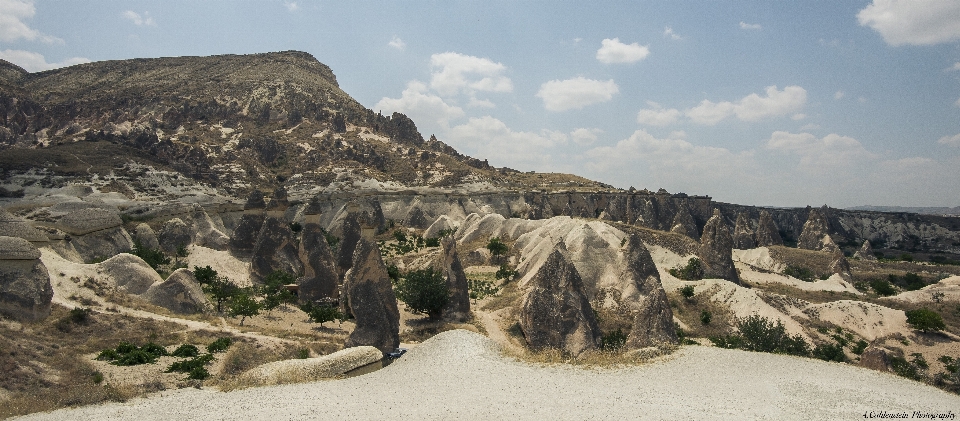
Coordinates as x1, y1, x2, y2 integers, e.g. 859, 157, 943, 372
698, 209, 740, 284
98, 253, 163, 295
0, 236, 52, 322
229, 190, 267, 257
820, 235, 841, 255
342, 239, 400, 354
732, 212, 756, 250
298, 221, 339, 302
754, 210, 783, 247
58, 208, 122, 236
70, 226, 134, 264
829, 250, 853, 282
406, 206, 430, 229
0, 208, 48, 242
239, 346, 382, 386
133, 223, 160, 249
798, 208, 831, 251
854, 240, 878, 261
424, 215, 455, 239
142, 268, 211, 314
669, 205, 699, 240
519, 245, 600, 356
620, 233, 678, 348
190, 206, 230, 250
158, 218, 191, 254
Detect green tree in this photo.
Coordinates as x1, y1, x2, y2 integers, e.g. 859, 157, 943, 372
394, 268, 448, 320
193, 265, 217, 285
260, 270, 297, 311
905, 308, 945, 333
300, 302, 344, 327
228, 290, 260, 326
132, 240, 169, 270
486, 237, 508, 262
204, 275, 238, 313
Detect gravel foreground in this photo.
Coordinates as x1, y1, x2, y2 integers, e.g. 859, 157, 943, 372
14, 330, 960, 420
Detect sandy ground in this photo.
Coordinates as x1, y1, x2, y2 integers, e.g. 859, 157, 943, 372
13, 330, 960, 421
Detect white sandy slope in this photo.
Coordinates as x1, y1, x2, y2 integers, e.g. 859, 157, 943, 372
14, 330, 959, 421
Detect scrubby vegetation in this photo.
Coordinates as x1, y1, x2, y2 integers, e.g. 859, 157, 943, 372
669, 258, 704, 281
905, 308, 945, 333
710, 315, 809, 357
394, 267, 449, 320
782, 265, 816, 282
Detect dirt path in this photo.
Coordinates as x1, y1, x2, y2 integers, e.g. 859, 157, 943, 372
476, 308, 523, 355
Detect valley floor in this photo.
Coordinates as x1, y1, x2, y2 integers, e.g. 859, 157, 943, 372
12, 330, 959, 421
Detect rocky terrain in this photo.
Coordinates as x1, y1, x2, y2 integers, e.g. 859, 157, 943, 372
2, 52, 960, 418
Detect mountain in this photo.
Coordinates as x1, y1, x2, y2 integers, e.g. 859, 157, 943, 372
847, 205, 960, 217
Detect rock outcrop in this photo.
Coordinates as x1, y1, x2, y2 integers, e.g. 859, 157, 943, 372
0, 209, 48, 242
239, 346, 382, 386
190, 206, 230, 250
406, 206, 430, 229
0, 236, 52, 322
250, 217, 301, 283
58, 208, 132, 262
436, 237, 470, 321
133, 223, 160, 249
798, 208, 831, 251
342, 239, 400, 354
424, 215, 455, 239
829, 251, 853, 282
859, 346, 892, 372
754, 210, 783, 247
98, 253, 163, 295
335, 209, 362, 279
669, 205, 699, 240
158, 218, 191, 255
620, 233, 678, 348
854, 240, 878, 261
229, 190, 267, 257
698, 209, 740, 284
519, 246, 600, 356
298, 220, 339, 302
142, 268, 210, 314
58, 208, 122, 236
732, 212, 756, 250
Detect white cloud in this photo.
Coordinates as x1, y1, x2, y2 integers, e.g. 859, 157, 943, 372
949, 62, 960, 71
446, 116, 566, 168
284, 2, 299, 11
122, 10, 155, 26
791, 113, 806, 120
637, 101, 681, 126
0, 0, 61, 43
0, 49, 89, 72
429, 52, 512, 98
857, 0, 960, 46
955, 97, 960, 107
739, 21, 762, 30
685, 85, 807, 125
765, 131, 874, 172
939, 133, 960, 146
596, 38, 650, 64
373, 81, 465, 127
467, 97, 495, 108
834, 90, 845, 100
573, 37, 583, 44
536, 77, 618, 112
663, 26, 682, 40
801, 123, 821, 130
388, 36, 406, 50
570, 128, 602, 146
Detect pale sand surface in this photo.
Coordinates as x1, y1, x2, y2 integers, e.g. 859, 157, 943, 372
15, 330, 960, 421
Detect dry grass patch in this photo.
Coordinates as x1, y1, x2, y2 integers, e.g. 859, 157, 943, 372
666, 285, 735, 339
481, 279, 522, 312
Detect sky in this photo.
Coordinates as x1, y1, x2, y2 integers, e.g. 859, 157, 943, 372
1, 0, 959, 208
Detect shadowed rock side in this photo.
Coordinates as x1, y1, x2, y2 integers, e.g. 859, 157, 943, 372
620, 233, 678, 348
336, 210, 362, 280
229, 191, 267, 258
669, 205, 699, 240
133, 223, 160, 249
626, 289, 677, 349
158, 218, 191, 255
854, 240, 878, 261
798, 208, 831, 251
437, 236, 470, 321
142, 268, 211, 314
754, 209, 783, 247
732, 212, 756, 250
406, 206, 430, 229
342, 239, 400, 354
0, 236, 52, 322
699, 209, 740, 284
190, 206, 230, 250
58, 207, 133, 262
519, 246, 601, 356
860, 346, 893, 372
298, 221, 339, 302
830, 251, 853, 282
251, 217, 301, 283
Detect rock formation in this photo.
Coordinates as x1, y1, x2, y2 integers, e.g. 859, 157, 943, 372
142, 268, 211, 314
133, 223, 160, 249
436, 237, 470, 321
620, 233, 678, 348
336, 208, 362, 280
798, 208, 831, 251
829, 251, 853, 282
424, 215, 455, 239
190, 206, 230, 250
250, 217, 301, 283
519, 245, 600, 356
859, 346, 892, 372
732, 212, 756, 250
98, 254, 164, 295
754, 210, 783, 247
158, 218, 191, 255
298, 217, 340, 302
229, 190, 267, 257
406, 206, 430, 229
59, 208, 133, 262
0, 236, 52, 322
0, 209, 48, 243
854, 240, 878, 261
342, 239, 400, 354
698, 209, 740, 284
669, 205, 699, 240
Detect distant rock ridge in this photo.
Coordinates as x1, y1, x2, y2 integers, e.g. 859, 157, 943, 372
754, 210, 783, 247
732, 212, 756, 250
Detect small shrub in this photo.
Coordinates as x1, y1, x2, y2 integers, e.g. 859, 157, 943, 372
92, 371, 104, 384
425, 237, 440, 247
207, 337, 233, 353
782, 265, 815, 282
812, 343, 846, 362
193, 266, 217, 285
851, 339, 868, 355
97, 341, 167, 366
171, 344, 200, 358
486, 237, 509, 261
289, 222, 302, 233
131, 240, 169, 270
675, 323, 697, 346
679, 285, 695, 300
905, 308, 945, 333
297, 349, 310, 359
710, 315, 809, 357
188, 366, 210, 380
69, 307, 92, 323
869, 279, 897, 296
467, 278, 501, 303
300, 302, 344, 326
669, 258, 704, 281
495, 264, 519, 282
700, 310, 712, 326
891, 354, 927, 381
600, 329, 627, 350
166, 354, 214, 374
